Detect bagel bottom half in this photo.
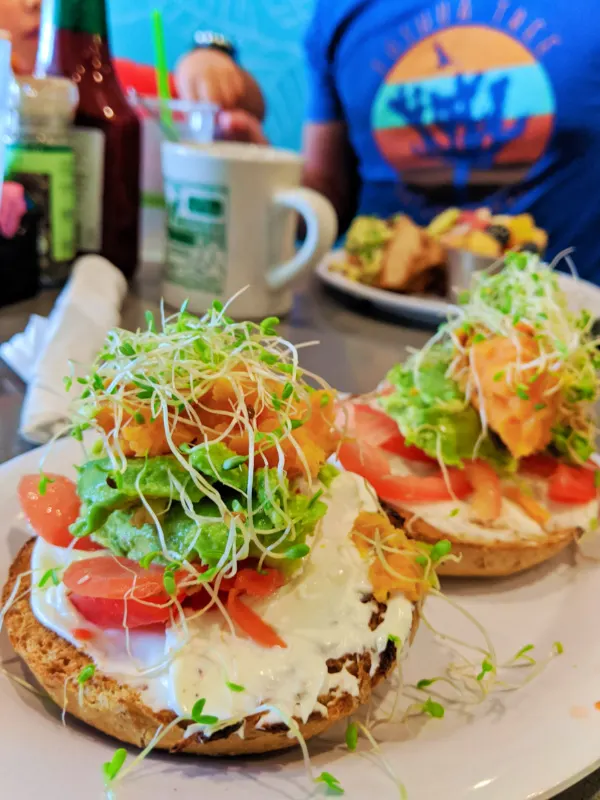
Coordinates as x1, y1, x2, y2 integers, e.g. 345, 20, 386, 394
2, 539, 420, 756
383, 504, 580, 578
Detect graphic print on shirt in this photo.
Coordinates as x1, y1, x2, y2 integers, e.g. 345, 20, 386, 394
371, 23, 556, 200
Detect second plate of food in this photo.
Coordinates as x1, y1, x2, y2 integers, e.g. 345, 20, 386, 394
317, 248, 600, 326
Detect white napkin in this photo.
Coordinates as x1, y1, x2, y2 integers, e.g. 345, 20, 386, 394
0, 255, 127, 444
0, 315, 50, 383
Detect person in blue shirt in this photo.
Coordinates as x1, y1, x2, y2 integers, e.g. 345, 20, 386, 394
177, 2, 600, 278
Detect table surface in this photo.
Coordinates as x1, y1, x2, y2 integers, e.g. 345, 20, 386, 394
0, 261, 597, 800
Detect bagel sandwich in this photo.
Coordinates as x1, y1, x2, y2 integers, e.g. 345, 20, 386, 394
2, 305, 430, 766
339, 252, 600, 577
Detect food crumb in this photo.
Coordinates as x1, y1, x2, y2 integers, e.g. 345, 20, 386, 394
72, 628, 94, 641
570, 705, 589, 719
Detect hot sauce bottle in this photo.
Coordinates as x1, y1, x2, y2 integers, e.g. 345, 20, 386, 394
36, 0, 140, 279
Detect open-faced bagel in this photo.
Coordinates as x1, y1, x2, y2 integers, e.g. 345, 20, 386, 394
384, 504, 580, 577
3, 539, 420, 756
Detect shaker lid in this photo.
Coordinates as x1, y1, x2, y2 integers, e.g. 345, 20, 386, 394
12, 76, 79, 119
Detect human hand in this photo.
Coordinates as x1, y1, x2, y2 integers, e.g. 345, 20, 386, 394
175, 49, 246, 108
217, 110, 268, 144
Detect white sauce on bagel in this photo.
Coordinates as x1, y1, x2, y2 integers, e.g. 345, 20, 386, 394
385, 453, 597, 543
29, 472, 413, 731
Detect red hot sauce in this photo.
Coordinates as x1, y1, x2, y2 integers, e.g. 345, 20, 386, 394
36, 0, 140, 278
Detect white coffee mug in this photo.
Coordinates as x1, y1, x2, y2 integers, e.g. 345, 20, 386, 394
161, 140, 338, 318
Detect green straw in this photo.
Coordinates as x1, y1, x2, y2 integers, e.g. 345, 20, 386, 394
151, 9, 176, 134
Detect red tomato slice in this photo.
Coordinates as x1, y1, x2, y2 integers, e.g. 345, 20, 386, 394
234, 567, 285, 598
18, 474, 99, 550
63, 556, 178, 599
520, 454, 558, 479
339, 438, 471, 503
548, 464, 598, 505
381, 434, 436, 464
377, 470, 473, 504
351, 404, 400, 447
338, 440, 391, 484
184, 569, 240, 614
464, 461, 501, 522
227, 589, 286, 648
70, 593, 175, 628
351, 405, 435, 463
64, 557, 189, 629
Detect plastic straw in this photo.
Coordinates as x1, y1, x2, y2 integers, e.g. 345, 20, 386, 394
151, 9, 175, 134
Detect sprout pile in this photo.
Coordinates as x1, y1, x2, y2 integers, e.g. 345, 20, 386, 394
381, 252, 600, 470
62, 301, 340, 591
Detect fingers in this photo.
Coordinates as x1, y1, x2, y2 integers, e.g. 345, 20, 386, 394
215, 71, 236, 109
175, 50, 246, 109
223, 66, 245, 109
198, 64, 244, 109
175, 65, 198, 102
217, 111, 268, 145
196, 75, 223, 105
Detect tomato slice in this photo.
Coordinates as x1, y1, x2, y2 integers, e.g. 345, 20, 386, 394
377, 470, 473, 504
350, 404, 400, 447
64, 556, 178, 599
338, 440, 391, 484
70, 593, 176, 628
548, 464, 599, 505
63, 556, 189, 629
350, 405, 434, 463
381, 434, 436, 463
185, 566, 283, 613
464, 461, 501, 522
234, 567, 285, 598
227, 589, 286, 648
18, 474, 99, 550
520, 454, 557, 479
339, 438, 472, 503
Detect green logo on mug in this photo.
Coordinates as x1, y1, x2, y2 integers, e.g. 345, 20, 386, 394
165, 180, 228, 295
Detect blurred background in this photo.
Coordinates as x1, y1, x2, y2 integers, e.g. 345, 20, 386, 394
111, 0, 311, 152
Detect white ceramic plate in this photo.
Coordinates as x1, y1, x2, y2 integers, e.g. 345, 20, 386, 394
316, 250, 600, 326
2, 439, 600, 800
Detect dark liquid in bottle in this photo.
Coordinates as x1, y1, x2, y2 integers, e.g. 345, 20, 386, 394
37, 12, 140, 279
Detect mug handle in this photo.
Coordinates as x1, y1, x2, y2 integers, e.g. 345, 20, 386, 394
267, 187, 338, 291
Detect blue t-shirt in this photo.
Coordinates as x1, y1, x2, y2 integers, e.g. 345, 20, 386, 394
305, 0, 600, 279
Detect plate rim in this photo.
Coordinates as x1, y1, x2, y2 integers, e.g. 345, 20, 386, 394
315, 249, 600, 322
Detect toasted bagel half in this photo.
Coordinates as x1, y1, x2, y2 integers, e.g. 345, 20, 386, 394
3, 539, 419, 756
384, 504, 580, 577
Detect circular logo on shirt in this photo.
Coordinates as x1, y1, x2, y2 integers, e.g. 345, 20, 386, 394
371, 26, 556, 193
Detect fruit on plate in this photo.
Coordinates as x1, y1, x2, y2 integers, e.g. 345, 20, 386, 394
428, 207, 548, 258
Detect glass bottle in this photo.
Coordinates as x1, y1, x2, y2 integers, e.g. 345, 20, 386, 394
36, 0, 141, 279
6, 76, 78, 285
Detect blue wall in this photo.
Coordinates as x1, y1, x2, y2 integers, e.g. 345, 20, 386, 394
110, 0, 314, 151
